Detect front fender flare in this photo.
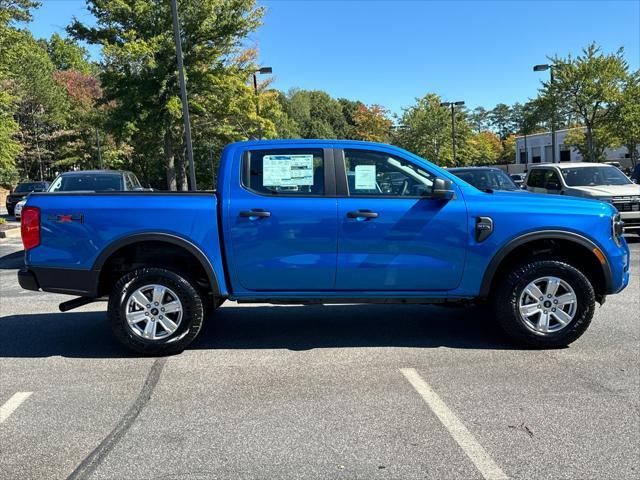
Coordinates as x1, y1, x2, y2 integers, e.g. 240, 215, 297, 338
479, 230, 612, 298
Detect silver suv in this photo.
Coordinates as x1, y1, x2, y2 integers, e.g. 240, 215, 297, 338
525, 163, 640, 233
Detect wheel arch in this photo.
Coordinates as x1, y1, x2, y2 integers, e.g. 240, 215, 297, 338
480, 230, 612, 300
92, 233, 221, 298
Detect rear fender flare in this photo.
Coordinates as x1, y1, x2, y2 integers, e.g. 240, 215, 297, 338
92, 232, 221, 297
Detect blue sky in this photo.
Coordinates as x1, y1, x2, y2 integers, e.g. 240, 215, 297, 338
29, 0, 640, 115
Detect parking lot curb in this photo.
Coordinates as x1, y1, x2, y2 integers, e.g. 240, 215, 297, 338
0, 227, 21, 239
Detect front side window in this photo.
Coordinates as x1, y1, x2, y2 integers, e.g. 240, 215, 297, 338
344, 149, 434, 197
244, 149, 324, 196
527, 169, 546, 188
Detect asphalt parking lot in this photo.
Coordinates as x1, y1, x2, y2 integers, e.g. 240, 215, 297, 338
1, 228, 638, 479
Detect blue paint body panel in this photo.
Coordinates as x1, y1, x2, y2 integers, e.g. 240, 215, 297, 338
24, 139, 630, 302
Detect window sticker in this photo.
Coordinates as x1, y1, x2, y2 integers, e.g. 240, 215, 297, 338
263, 154, 314, 187
354, 164, 376, 190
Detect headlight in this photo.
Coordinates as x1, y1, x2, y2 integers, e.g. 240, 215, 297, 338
612, 213, 624, 245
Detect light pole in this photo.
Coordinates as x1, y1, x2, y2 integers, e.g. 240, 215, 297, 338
533, 64, 556, 163
440, 101, 465, 166
252, 67, 272, 140
170, 0, 197, 190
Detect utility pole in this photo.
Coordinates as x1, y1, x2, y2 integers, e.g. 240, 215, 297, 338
95, 127, 102, 169
440, 101, 465, 166
170, 0, 197, 190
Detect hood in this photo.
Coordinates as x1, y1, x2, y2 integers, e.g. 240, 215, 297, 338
567, 184, 640, 198
475, 188, 616, 215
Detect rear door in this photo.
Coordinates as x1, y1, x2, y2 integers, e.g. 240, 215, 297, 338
334, 147, 468, 291
226, 146, 338, 291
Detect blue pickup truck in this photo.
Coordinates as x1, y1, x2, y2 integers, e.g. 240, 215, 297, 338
18, 140, 630, 354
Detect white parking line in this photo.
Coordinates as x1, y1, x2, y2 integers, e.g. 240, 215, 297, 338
400, 368, 508, 480
0, 392, 32, 424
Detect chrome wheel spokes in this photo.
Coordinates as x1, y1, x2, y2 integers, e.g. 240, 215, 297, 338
518, 276, 577, 334
125, 284, 183, 340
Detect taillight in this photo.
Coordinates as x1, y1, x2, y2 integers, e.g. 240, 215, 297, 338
21, 206, 40, 250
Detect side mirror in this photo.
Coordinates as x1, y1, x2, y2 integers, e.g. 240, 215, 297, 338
431, 178, 455, 200
545, 181, 561, 190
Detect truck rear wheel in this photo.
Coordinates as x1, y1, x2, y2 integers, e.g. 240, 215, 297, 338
108, 267, 204, 355
493, 260, 595, 348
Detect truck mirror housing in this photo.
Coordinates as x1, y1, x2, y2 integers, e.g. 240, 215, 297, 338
431, 178, 455, 200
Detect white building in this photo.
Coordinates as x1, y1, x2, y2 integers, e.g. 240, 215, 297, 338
514, 128, 634, 166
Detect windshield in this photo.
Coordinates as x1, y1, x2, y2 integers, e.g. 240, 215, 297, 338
48, 174, 123, 192
15, 182, 45, 193
561, 166, 631, 187
452, 169, 519, 191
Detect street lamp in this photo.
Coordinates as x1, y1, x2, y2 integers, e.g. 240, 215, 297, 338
253, 67, 273, 139
533, 63, 556, 163
440, 100, 465, 166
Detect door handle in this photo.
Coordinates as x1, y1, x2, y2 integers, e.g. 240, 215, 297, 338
347, 210, 379, 219
240, 209, 271, 218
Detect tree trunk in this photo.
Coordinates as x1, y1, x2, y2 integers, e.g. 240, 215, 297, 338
586, 126, 596, 162
164, 129, 177, 191
175, 148, 188, 191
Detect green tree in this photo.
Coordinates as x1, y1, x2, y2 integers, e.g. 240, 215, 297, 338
612, 72, 640, 166
281, 89, 349, 139
466, 130, 502, 165
352, 104, 392, 143
9, 28, 69, 181
396, 93, 472, 167
0, 0, 40, 186
564, 126, 616, 162
69, 0, 265, 190
489, 103, 514, 140
545, 43, 629, 162
42, 32, 92, 74
469, 106, 489, 133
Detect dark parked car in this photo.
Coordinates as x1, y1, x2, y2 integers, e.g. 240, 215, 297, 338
631, 164, 640, 184
5, 181, 49, 216
448, 167, 522, 192
47, 170, 145, 192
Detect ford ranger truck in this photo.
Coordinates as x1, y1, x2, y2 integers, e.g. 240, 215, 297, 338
18, 140, 630, 355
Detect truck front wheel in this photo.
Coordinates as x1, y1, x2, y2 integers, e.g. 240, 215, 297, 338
493, 260, 596, 348
108, 267, 204, 355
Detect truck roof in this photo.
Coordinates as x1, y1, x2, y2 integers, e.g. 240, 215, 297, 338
529, 162, 615, 169
58, 170, 130, 176
227, 139, 394, 149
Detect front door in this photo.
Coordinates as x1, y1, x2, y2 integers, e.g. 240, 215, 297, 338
335, 147, 467, 291
227, 146, 338, 291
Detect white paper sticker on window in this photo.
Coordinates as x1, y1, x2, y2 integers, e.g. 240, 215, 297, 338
354, 164, 376, 190
263, 154, 314, 187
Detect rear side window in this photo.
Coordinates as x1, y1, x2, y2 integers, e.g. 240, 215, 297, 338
527, 169, 546, 188
243, 149, 324, 196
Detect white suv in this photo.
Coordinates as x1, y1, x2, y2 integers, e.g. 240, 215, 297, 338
525, 163, 640, 233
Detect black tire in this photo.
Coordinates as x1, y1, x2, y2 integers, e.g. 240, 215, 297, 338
108, 267, 204, 355
493, 260, 595, 348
